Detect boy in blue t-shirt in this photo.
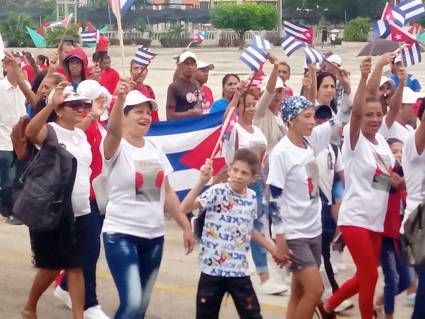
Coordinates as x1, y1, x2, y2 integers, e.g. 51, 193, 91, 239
181, 148, 287, 319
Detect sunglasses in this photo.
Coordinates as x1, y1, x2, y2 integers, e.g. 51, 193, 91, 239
63, 101, 92, 110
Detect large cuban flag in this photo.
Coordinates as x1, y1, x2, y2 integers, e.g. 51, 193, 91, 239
146, 111, 225, 199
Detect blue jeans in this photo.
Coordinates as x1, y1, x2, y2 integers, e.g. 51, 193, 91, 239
380, 237, 412, 315
412, 266, 425, 319
249, 180, 268, 274
103, 233, 164, 319
0, 151, 15, 217
60, 201, 104, 309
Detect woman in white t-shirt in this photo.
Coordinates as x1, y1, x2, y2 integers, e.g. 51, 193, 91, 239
102, 85, 195, 319
401, 98, 425, 319
23, 83, 95, 319
321, 58, 396, 319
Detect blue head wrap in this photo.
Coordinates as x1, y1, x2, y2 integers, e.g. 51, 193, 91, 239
281, 95, 312, 122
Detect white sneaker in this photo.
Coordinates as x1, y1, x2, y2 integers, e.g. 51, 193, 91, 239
334, 299, 354, 313
84, 305, 110, 319
258, 280, 288, 295
54, 285, 72, 309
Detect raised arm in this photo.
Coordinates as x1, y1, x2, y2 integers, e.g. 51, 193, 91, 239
104, 82, 127, 160
349, 57, 372, 150
385, 66, 407, 129
308, 64, 317, 104
25, 81, 67, 145
415, 101, 425, 156
181, 159, 212, 214
4, 51, 39, 107
255, 55, 279, 119
366, 52, 395, 97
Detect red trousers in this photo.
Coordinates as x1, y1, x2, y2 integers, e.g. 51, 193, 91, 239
327, 226, 382, 319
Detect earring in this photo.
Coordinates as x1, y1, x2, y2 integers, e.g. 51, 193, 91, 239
57, 113, 62, 118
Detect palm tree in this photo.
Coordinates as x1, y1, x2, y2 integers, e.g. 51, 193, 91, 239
0, 13, 35, 47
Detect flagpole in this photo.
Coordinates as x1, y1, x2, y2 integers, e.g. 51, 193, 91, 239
210, 106, 236, 159
186, 41, 193, 49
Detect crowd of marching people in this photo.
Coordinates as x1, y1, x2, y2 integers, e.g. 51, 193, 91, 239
1, 35, 425, 319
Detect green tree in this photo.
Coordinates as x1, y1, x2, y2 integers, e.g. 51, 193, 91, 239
343, 17, 371, 42
0, 13, 34, 47
211, 4, 278, 49
44, 24, 80, 48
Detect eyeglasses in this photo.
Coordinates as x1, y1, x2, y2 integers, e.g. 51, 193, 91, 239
63, 101, 92, 110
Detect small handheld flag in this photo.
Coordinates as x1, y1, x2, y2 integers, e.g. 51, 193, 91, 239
240, 46, 268, 72
80, 29, 99, 47
304, 46, 323, 65
391, 22, 417, 43
372, 20, 391, 39
282, 35, 305, 57
250, 35, 272, 52
395, 0, 425, 24
132, 47, 156, 67
401, 42, 422, 66
283, 20, 314, 44
193, 31, 208, 43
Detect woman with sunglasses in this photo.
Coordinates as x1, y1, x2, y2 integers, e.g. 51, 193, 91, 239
22, 82, 100, 319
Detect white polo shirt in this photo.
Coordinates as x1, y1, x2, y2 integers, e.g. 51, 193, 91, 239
0, 77, 28, 151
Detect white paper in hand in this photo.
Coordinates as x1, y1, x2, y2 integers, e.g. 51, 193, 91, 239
0, 33, 4, 60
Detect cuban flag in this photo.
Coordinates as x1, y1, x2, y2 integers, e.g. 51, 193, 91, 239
283, 20, 314, 44
372, 19, 391, 39
304, 46, 323, 65
395, 0, 425, 24
146, 112, 225, 199
250, 35, 272, 52
192, 31, 208, 43
108, 0, 135, 17
390, 22, 417, 43
402, 42, 422, 66
80, 29, 99, 47
47, 14, 73, 29
240, 46, 268, 72
132, 46, 156, 67
282, 35, 305, 57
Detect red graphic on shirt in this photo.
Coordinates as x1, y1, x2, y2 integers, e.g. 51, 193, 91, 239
307, 177, 314, 193
375, 167, 382, 177
155, 170, 164, 188
135, 172, 144, 189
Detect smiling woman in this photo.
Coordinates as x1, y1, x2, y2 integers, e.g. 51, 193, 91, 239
101, 84, 195, 319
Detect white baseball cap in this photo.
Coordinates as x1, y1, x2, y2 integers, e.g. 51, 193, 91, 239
326, 54, 342, 66
402, 87, 419, 104
47, 86, 91, 105
179, 51, 197, 63
197, 61, 214, 70
77, 80, 102, 100
379, 76, 394, 88
124, 90, 158, 111
260, 76, 284, 92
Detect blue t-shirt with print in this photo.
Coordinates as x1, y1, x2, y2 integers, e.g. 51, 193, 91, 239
391, 73, 421, 92
198, 183, 257, 277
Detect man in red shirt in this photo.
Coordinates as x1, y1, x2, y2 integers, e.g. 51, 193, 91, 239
96, 35, 109, 65
194, 61, 214, 114
129, 61, 159, 121
99, 55, 120, 95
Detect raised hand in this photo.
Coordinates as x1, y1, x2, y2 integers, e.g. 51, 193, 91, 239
378, 52, 396, 67
199, 158, 213, 184
269, 53, 278, 66
360, 57, 372, 78
50, 81, 68, 106
90, 95, 106, 119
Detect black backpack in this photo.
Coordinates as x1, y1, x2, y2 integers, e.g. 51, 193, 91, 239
13, 125, 77, 232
